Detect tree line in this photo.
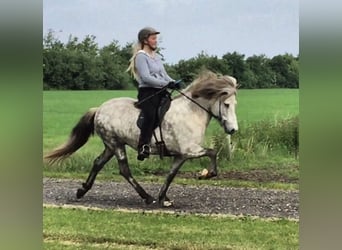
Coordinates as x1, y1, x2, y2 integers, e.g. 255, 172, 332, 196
43, 31, 299, 90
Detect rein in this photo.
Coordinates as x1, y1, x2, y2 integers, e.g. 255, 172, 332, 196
134, 85, 169, 107
135, 86, 227, 124
174, 89, 223, 123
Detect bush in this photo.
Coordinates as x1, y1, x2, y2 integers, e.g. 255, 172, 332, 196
211, 115, 299, 160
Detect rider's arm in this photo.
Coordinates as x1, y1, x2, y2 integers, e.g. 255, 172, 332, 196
161, 64, 175, 82
135, 53, 169, 87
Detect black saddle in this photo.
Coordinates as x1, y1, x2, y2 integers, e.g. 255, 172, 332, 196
136, 93, 171, 130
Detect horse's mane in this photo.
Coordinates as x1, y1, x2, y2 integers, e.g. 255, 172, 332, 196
177, 70, 237, 100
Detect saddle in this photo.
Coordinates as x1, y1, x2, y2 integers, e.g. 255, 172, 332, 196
135, 93, 172, 159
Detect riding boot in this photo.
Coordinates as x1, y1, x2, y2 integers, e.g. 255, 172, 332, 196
137, 132, 151, 161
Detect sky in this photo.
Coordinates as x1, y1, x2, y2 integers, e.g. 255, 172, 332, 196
43, 0, 298, 64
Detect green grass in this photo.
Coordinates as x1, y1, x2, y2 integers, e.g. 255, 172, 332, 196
43, 89, 299, 189
235, 89, 298, 123
43, 207, 298, 250
43, 89, 298, 149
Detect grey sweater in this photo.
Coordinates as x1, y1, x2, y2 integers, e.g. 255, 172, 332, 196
135, 50, 174, 88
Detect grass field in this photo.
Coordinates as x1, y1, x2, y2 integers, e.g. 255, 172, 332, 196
43, 206, 298, 250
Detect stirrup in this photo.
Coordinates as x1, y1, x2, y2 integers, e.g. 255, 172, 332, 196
137, 144, 150, 161
141, 144, 150, 154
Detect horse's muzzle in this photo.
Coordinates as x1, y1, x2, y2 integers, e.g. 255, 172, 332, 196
223, 121, 237, 135
228, 129, 236, 135
224, 126, 236, 135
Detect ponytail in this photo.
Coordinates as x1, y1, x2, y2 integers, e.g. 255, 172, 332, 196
126, 41, 143, 80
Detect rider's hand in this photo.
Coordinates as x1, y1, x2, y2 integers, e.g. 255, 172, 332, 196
167, 81, 181, 90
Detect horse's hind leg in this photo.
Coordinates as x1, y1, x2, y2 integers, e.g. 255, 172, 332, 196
114, 145, 155, 204
76, 147, 114, 199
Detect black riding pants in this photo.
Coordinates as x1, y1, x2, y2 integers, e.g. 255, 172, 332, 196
137, 87, 167, 147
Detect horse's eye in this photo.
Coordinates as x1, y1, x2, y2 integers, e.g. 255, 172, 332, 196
224, 103, 230, 108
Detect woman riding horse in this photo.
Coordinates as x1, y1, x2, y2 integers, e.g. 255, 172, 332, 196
127, 27, 180, 161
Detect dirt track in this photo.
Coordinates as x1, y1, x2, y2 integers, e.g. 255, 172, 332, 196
43, 177, 298, 219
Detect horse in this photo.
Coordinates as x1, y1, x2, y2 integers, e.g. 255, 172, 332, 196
45, 71, 239, 207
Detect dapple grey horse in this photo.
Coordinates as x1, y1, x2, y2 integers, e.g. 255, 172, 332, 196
45, 71, 238, 207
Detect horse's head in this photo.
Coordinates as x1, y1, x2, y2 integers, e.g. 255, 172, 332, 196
212, 89, 238, 135
185, 71, 239, 135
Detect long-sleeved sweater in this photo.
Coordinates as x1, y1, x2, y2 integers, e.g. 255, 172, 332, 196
135, 50, 174, 88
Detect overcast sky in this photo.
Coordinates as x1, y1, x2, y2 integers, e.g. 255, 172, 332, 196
43, 0, 298, 64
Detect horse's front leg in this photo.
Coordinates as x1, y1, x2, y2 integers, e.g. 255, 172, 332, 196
198, 148, 218, 180
158, 156, 186, 207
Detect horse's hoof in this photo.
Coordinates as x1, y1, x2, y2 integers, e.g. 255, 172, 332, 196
159, 197, 174, 207
76, 188, 86, 199
145, 195, 156, 205
198, 168, 209, 179
162, 200, 174, 207
198, 168, 217, 180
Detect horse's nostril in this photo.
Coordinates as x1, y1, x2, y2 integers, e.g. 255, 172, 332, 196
229, 129, 235, 135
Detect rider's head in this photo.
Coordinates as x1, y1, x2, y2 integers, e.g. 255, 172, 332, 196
138, 27, 160, 51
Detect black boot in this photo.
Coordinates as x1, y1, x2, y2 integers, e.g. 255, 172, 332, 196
137, 144, 150, 161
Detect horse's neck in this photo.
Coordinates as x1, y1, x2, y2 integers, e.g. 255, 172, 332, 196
171, 93, 212, 128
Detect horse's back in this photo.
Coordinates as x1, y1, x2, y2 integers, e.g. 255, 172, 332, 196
96, 97, 137, 115
100, 97, 136, 107
95, 96, 139, 121
94, 97, 141, 147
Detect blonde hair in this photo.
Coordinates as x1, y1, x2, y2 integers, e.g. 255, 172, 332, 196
126, 42, 143, 80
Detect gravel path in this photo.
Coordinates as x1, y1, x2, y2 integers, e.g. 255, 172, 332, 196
43, 178, 299, 219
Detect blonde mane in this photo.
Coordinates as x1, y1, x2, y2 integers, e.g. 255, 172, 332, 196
179, 71, 237, 100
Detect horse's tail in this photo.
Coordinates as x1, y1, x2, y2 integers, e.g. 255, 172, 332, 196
44, 107, 98, 164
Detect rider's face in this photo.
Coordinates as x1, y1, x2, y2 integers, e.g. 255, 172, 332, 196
145, 34, 158, 50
